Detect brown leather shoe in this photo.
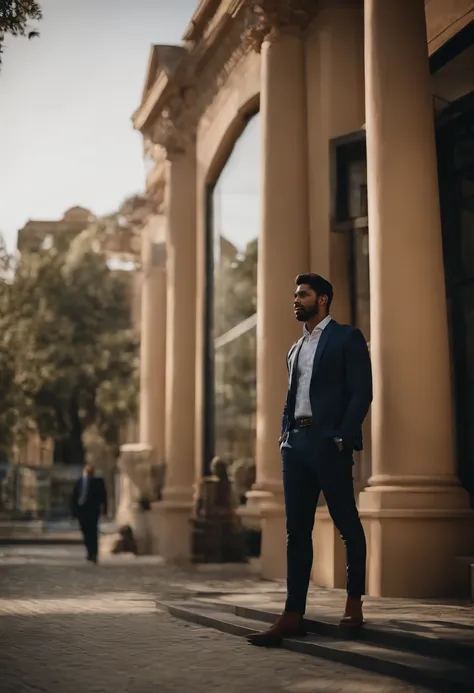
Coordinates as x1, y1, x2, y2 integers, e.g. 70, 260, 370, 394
246, 612, 306, 647
339, 596, 364, 628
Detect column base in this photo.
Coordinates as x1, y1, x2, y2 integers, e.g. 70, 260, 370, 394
260, 484, 286, 580
237, 487, 272, 531
359, 485, 474, 598
154, 488, 193, 564
260, 502, 287, 580
115, 443, 156, 555
241, 482, 287, 579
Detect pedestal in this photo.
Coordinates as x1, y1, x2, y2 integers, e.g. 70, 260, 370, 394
115, 443, 156, 555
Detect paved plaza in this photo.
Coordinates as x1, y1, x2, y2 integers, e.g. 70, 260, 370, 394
0, 544, 437, 693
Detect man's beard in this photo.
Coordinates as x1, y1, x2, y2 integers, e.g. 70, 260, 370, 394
295, 303, 320, 322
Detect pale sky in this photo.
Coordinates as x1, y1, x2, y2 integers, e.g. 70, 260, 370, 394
0, 0, 199, 250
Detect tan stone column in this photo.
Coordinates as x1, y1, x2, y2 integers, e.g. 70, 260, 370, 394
304, 0, 366, 590
139, 215, 167, 464
306, 0, 365, 306
149, 100, 197, 563
359, 0, 473, 597
244, 2, 311, 579
115, 212, 167, 555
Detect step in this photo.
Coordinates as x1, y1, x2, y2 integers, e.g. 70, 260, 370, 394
0, 536, 82, 545
225, 603, 474, 666
162, 600, 474, 693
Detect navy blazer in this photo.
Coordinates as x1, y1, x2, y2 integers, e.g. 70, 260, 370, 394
71, 476, 108, 518
281, 319, 372, 451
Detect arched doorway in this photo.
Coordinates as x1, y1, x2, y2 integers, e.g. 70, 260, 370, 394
203, 112, 261, 477
437, 93, 474, 505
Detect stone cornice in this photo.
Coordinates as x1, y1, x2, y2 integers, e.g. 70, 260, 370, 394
191, 9, 250, 125
132, 45, 194, 134
133, 1, 251, 161
242, 0, 317, 52
133, 69, 170, 133
183, 0, 222, 41
132, 44, 198, 161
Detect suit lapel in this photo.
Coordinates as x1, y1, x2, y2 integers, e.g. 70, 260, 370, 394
288, 337, 304, 394
311, 319, 337, 377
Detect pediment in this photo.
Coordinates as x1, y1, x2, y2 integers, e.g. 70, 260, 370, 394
141, 45, 187, 103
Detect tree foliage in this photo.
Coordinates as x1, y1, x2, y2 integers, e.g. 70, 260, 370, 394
0, 1, 42, 66
0, 233, 22, 456
213, 239, 258, 460
0, 226, 139, 465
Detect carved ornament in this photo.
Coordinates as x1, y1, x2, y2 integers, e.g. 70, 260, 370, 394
242, 0, 316, 52
150, 87, 197, 160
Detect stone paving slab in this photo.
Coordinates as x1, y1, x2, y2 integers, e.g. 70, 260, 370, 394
0, 545, 437, 693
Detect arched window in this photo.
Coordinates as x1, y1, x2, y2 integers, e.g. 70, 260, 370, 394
204, 112, 260, 474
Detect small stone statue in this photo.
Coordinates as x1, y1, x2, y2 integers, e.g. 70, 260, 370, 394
191, 456, 247, 563
111, 525, 138, 555
210, 456, 234, 511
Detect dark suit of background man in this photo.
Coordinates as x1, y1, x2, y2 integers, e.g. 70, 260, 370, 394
248, 273, 373, 647
71, 463, 108, 564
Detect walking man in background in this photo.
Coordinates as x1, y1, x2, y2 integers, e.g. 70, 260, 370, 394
248, 273, 372, 647
71, 462, 108, 564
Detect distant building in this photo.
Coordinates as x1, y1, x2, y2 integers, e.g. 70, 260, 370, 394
17, 206, 96, 254
11, 205, 142, 516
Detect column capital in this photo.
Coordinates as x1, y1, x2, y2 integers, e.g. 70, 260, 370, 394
150, 88, 197, 160
242, 0, 316, 52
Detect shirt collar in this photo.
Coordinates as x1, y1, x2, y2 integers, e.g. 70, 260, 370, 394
303, 314, 332, 338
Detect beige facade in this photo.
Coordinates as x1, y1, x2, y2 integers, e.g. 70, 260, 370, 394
132, 0, 474, 597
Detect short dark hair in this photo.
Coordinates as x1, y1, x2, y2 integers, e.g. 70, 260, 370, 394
295, 273, 333, 310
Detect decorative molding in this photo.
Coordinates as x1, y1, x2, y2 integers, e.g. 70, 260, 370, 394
143, 138, 167, 167
242, 0, 317, 52
143, 138, 167, 204
136, 4, 254, 160
150, 87, 198, 159
183, 0, 222, 41
153, 14, 250, 154
193, 11, 250, 128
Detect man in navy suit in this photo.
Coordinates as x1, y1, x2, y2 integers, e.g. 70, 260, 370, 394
248, 273, 372, 647
71, 463, 108, 564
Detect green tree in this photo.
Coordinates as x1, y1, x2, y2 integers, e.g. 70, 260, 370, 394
213, 239, 258, 459
0, 227, 139, 466
0, 1, 42, 66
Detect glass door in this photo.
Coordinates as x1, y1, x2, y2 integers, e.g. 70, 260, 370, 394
437, 102, 474, 505
331, 132, 371, 489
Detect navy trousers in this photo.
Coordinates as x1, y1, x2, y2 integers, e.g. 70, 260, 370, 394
78, 512, 99, 559
281, 428, 366, 614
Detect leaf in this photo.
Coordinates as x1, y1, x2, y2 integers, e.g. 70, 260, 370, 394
0, 1, 43, 66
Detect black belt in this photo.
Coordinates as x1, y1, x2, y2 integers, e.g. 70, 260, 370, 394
292, 416, 313, 429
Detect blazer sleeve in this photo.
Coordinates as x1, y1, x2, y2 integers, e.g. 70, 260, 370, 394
281, 347, 293, 438
281, 403, 288, 439
339, 328, 373, 445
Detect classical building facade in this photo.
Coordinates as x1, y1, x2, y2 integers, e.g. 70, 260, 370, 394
131, 0, 474, 597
